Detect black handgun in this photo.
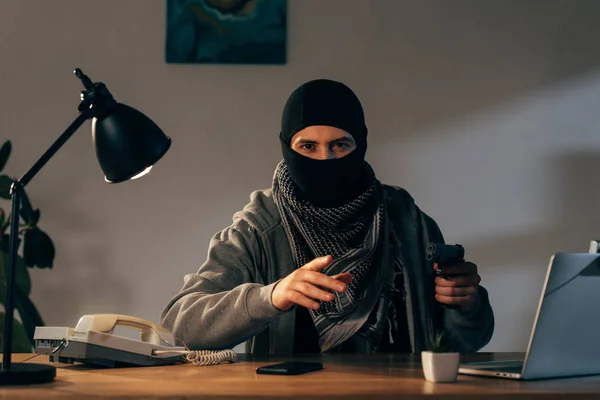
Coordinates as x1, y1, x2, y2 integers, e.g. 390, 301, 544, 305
426, 243, 465, 275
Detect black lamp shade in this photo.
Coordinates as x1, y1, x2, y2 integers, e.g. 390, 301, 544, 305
92, 103, 171, 183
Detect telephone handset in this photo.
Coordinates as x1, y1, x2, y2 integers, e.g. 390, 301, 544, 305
34, 313, 236, 368
73, 314, 176, 347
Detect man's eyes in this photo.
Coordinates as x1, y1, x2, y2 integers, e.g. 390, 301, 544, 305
299, 142, 352, 151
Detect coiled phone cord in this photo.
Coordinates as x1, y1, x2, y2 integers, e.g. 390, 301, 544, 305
185, 349, 237, 366
154, 331, 237, 366
135, 325, 238, 366
154, 349, 237, 366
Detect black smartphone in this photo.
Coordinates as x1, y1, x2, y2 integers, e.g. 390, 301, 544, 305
256, 361, 324, 375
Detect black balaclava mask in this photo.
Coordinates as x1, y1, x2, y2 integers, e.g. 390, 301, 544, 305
279, 79, 369, 207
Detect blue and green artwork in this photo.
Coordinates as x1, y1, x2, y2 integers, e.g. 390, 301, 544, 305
166, 0, 287, 64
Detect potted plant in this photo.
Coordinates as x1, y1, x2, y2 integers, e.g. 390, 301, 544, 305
0, 140, 55, 352
421, 331, 460, 383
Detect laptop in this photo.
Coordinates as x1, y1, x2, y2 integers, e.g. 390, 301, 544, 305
459, 252, 600, 380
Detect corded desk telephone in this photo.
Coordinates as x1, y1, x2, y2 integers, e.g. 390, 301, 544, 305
33, 314, 236, 368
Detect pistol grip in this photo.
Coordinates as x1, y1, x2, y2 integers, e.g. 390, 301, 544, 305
433, 262, 446, 276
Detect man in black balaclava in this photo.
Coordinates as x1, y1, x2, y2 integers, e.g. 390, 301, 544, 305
279, 79, 369, 207
161, 79, 495, 356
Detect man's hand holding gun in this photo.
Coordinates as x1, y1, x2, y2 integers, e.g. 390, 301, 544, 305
426, 243, 481, 311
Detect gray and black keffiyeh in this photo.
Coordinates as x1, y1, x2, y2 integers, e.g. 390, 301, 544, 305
272, 160, 388, 351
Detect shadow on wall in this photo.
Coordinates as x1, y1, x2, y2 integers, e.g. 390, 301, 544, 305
467, 149, 600, 272
29, 179, 132, 325
365, 0, 600, 140
460, 150, 600, 351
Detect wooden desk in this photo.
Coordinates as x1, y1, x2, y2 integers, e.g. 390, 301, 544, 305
1, 353, 600, 399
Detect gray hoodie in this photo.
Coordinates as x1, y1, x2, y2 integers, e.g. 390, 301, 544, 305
160, 185, 494, 354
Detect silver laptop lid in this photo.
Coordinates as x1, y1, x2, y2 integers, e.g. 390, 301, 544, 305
522, 252, 600, 380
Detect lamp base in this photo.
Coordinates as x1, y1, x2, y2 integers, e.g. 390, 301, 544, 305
0, 363, 56, 385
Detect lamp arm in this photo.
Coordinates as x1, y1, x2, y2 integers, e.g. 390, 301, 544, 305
2, 182, 23, 369
19, 109, 92, 188
2, 108, 91, 371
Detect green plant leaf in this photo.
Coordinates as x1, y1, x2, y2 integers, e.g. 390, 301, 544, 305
14, 285, 45, 346
0, 311, 33, 353
0, 233, 18, 253
20, 190, 40, 227
23, 228, 55, 269
21, 209, 40, 228
0, 250, 32, 296
16, 255, 32, 294
0, 175, 12, 200
0, 276, 42, 348
31, 209, 40, 226
0, 275, 4, 304
0, 141, 11, 174
430, 331, 448, 352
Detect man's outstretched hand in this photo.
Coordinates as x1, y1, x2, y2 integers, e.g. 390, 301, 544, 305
271, 255, 352, 311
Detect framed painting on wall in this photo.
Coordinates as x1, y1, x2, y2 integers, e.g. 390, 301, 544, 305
166, 0, 287, 64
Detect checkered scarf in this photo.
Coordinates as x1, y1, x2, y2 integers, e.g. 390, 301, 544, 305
272, 160, 386, 351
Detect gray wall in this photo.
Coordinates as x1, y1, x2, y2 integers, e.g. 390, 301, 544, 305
1, 0, 600, 352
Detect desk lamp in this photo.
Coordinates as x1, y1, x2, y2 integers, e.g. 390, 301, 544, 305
0, 69, 171, 385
